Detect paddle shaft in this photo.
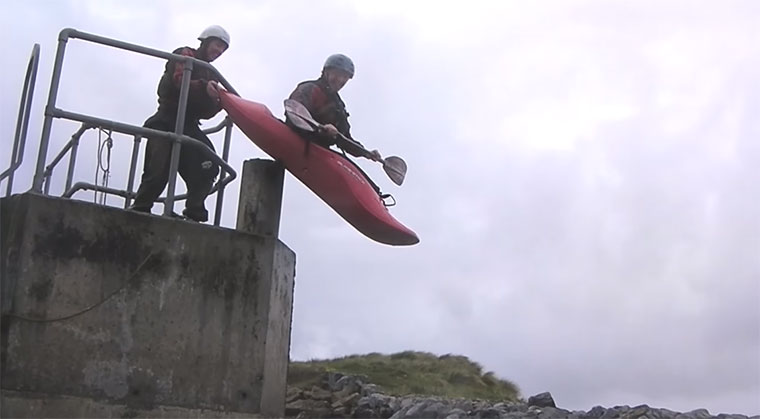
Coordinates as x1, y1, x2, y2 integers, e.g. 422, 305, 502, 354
284, 99, 406, 185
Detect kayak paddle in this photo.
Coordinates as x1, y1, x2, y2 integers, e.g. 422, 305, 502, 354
283, 99, 407, 186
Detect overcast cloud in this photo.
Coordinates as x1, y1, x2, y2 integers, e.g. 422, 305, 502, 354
2, 0, 758, 415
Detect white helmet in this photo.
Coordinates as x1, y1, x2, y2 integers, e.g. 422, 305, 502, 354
198, 25, 230, 47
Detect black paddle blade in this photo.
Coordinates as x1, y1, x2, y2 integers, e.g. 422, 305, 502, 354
383, 156, 407, 186
284, 99, 320, 132
286, 111, 316, 132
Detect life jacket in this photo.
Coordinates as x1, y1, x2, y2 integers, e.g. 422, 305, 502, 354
293, 78, 352, 138
154, 46, 221, 123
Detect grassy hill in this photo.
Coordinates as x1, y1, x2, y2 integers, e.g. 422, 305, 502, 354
288, 351, 521, 402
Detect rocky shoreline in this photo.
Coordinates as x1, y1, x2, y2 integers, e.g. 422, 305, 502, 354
285, 372, 758, 419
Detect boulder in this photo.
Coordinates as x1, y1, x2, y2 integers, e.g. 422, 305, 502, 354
528, 392, 557, 408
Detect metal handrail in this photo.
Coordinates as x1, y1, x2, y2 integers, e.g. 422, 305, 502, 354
202, 116, 233, 135
40, 123, 92, 194
46, 108, 238, 214
36, 118, 237, 224
30, 28, 238, 224
1, 44, 40, 197
52, 109, 237, 202
43, 117, 235, 210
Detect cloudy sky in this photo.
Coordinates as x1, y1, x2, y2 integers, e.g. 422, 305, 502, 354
2, 0, 759, 415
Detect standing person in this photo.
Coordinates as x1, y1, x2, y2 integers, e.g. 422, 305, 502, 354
286, 53, 382, 161
130, 25, 230, 222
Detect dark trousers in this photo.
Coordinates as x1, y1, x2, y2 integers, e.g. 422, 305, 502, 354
131, 114, 220, 221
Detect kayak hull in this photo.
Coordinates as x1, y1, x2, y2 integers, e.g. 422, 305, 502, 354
221, 92, 419, 246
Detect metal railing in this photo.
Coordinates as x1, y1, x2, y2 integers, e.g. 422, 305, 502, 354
1, 44, 40, 197
50, 118, 234, 222
29, 28, 239, 226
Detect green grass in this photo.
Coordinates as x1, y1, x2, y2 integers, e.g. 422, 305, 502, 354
288, 351, 520, 402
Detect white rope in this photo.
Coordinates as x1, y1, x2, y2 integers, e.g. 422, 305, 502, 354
94, 128, 113, 205
93, 128, 102, 203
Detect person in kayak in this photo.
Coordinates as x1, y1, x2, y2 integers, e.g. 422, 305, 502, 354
286, 53, 382, 161
130, 25, 229, 222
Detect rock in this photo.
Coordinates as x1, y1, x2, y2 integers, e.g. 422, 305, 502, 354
492, 402, 508, 410
398, 401, 430, 419
676, 409, 712, 419
333, 386, 357, 400
335, 391, 361, 407
585, 406, 607, 418
286, 399, 331, 417
332, 406, 351, 417
401, 400, 450, 419
529, 392, 557, 408
444, 408, 468, 419
399, 397, 416, 410
284, 371, 753, 419
622, 404, 651, 418
296, 409, 333, 419
474, 400, 492, 411
362, 383, 381, 396
310, 385, 333, 401
505, 403, 529, 414
354, 393, 397, 418
389, 406, 410, 419
325, 372, 345, 391
477, 407, 503, 418
335, 374, 365, 394
601, 407, 627, 419
388, 396, 404, 412
286, 386, 304, 403
538, 407, 578, 419
653, 408, 680, 419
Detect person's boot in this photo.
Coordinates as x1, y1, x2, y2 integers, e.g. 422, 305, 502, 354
182, 207, 208, 223
129, 205, 152, 215
184, 178, 213, 223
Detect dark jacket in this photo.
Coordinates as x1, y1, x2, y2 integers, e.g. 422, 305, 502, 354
153, 46, 222, 123
287, 77, 365, 157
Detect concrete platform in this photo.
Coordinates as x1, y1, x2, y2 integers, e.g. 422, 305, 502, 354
1, 192, 295, 417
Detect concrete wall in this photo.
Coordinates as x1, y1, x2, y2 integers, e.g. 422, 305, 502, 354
0, 192, 295, 417
1, 389, 263, 418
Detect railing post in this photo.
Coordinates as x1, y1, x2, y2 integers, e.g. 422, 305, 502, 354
125, 135, 142, 208
236, 159, 284, 237
213, 118, 234, 226
4, 44, 40, 197
32, 31, 70, 193
163, 58, 193, 216
64, 127, 83, 192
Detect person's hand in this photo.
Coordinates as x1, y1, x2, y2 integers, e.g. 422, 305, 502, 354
320, 124, 340, 139
207, 80, 221, 103
368, 149, 383, 161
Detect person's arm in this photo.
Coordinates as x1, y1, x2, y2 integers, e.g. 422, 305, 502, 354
194, 80, 223, 119
171, 48, 222, 119
170, 48, 208, 96
330, 105, 371, 158
336, 135, 368, 158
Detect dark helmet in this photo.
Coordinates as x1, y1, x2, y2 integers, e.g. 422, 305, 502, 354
323, 54, 355, 78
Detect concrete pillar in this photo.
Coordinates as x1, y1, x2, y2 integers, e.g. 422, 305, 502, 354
236, 159, 285, 238
234, 158, 292, 417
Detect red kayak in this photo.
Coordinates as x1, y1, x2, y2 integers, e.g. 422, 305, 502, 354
220, 91, 419, 246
